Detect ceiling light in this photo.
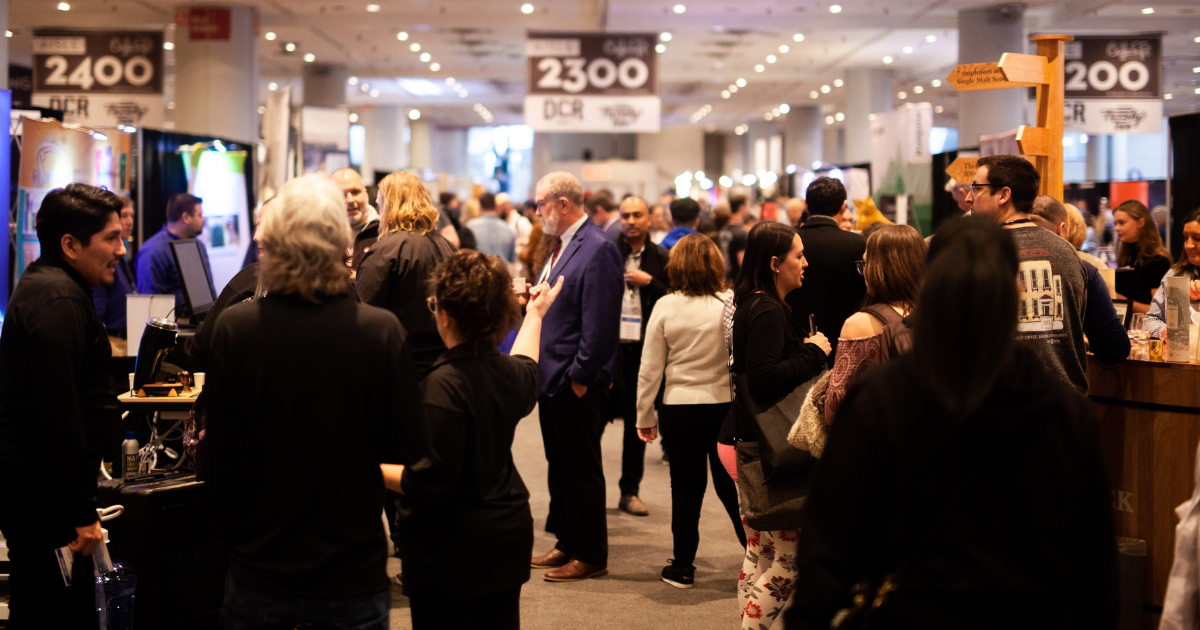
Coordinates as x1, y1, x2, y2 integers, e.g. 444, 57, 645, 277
742, 174, 756, 185
833, 78, 844, 87
1195, 36, 1200, 43
829, 4, 842, 13
825, 115, 835, 124
882, 55, 894, 64
1195, 87, 1200, 94
673, 4, 686, 13
366, 4, 381, 12
361, 83, 370, 91
810, 91, 819, 99
370, 88, 380, 97
1141, 7, 1154, 14
913, 85, 924, 93
521, 3, 535, 13
935, 105, 944, 113
397, 31, 409, 41
1080, 134, 1089, 144
755, 64, 765, 72
821, 84, 831, 93
349, 113, 359, 123
408, 109, 421, 120
835, 112, 845, 121
459, 91, 468, 97
1164, 93, 1172, 99
163, 42, 175, 50
429, 62, 440, 71
446, 77, 456, 85
420, 52, 431, 62
410, 43, 421, 52
1194, 66, 1200, 73
268, 82, 278, 91
779, 45, 789, 53
720, 175, 733, 187
764, 112, 773, 121
793, 33, 805, 42
736, 78, 747, 87
661, 32, 672, 41
57, 2, 69, 10
5, 30, 11, 38
285, 42, 296, 52
897, 91, 907, 99
257, 106, 266, 115
902, 46, 913, 54
930, 79, 942, 87
304, 53, 315, 62
926, 35, 937, 43
772, 108, 781, 116
265, 32, 276, 41
656, 43, 666, 53
779, 103, 790, 113
722, 90, 731, 98
767, 55, 777, 63
735, 126, 746, 135
349, 76, 359, 85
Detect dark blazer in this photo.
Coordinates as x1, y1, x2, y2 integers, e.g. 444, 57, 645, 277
604, 219, 623, 242
536, 219, 624, 397
785, 216, 866, 367
617, 235, 669, 340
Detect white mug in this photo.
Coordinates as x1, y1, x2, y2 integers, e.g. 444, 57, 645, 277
194, 372, 206, 389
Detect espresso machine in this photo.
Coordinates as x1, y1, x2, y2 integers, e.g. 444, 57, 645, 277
132, 318, 179, 395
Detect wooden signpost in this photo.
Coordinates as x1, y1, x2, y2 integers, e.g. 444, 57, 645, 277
945, 34, 1073, 201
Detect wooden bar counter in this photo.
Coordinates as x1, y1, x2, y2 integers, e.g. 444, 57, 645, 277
1087, 355, 1200, 609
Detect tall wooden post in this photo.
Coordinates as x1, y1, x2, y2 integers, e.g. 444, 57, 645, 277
1031, 35, 1072, 201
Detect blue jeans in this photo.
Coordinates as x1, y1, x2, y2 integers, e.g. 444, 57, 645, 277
221, 573, 390, 630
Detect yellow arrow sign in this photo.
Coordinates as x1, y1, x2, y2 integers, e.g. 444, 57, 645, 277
945, 157, 979, 185
946, 62, 1041, 91
998, 53, 1052, 85
1016, 125, 1051, 157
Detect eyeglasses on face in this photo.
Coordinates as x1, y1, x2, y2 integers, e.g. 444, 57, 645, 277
969, 183, 996, 193
426, 296, 438, 313
856, 260, 865, 275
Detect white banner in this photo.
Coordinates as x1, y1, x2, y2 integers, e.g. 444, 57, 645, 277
1063, 98, 1162, 135
524, 95, 660, 133
32, 92, 163, 128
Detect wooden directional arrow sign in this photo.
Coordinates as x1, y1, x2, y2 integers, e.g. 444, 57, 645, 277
946, 62, 1041, 91
1016, 125, 1051, 157
998, 53, 1051, 85
945, 157, 979, 185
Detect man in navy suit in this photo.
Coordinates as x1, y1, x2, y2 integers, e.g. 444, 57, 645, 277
529, 172, 624, 582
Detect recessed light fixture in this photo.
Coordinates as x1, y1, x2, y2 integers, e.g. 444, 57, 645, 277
722, 90, 731, 98
349, 113, 359, 123
1164, 93, 1172, 99
1195, 87, 1200, 94
673, 4, 686, 13
163, 42, 175, 50
265, 32, 276, 41
793, 33, 805, 42
882, 55, 894, 64
397, 31, 409, 41
766, 54, 777, 63
430, 62, 441, 71
926, 35, 937, 43
930, 79, 942, 87
420, 52, 431, 62
897, 91, 907, 99
459, 90, 469, 98
168, 102, 176, 110
764, 112, 774, 121
835, 112, 845, 121
285, 42, 296, 52
57, 2, 69, 10
821, 84, 831, 93
349, 77, 359, 85
661, 32, 672, 41
736, 78, 747, 87
521, 3, 535, 13
772, 108, 780, 116
902, 46, 913, 54
304, 53, 315, 62
810, 90, 819, 99
258, 106, 266, 115
410, 43, 421, 52
833, 78, 844, 87
408, 109, 421, 120
825, 115, 835, 124
268, 82, 278, 91
5, 30, 12, 38
655, 43, 666, 53
755, 64, 765, 72
829, 4, 842, 13
1141, 7, 1154, 14
913, 85, 924, 93
729, 85, 738, 93
361, 83, 369, 92
935, 105, 944, 113
366, 4, 381, 12
370, 88, 380, 97
1195, 36, 1200, 43
1193, 66, 1200, 73
779, 103, 790, 113
779, 44, 789, 53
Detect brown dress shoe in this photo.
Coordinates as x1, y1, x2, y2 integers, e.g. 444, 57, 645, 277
531, 548, 570, 569
619, 494, 650, 516
544, 560, 608, 582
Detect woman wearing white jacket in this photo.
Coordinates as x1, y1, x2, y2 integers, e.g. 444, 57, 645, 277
636, 233, 744, 590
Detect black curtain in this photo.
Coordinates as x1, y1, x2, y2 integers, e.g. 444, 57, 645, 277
1169, 114, 1200, 262
138, 130, 255, 251
931, 147, 977, 234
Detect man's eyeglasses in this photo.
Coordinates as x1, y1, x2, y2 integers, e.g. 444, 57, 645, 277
969, 183, 996, 193
856, 260, 865, 275
426, 297, 438, 313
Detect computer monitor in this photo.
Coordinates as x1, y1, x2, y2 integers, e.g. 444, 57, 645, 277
169, 239, 216, 320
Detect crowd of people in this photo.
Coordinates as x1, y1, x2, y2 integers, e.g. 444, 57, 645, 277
15, 152, 1200, 630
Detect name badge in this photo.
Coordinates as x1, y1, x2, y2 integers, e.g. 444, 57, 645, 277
620, 315, 642, 342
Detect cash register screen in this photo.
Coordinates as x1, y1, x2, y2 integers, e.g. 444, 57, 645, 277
171, 239, 216, 316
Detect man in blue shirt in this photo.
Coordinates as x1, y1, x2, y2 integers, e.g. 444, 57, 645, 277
93, 197, 136, 339
135, 193, 215, 315
465, 192, 516, 263
659, 198, 700, 249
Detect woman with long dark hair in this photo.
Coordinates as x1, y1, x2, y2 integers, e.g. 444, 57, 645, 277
1146, 207, 1200, 339
1114, 199, 1171, 313
786, 215, 1117, 629
728, 221, 830, 628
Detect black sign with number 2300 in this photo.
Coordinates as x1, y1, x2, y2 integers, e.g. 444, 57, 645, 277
527, 31, 657, 97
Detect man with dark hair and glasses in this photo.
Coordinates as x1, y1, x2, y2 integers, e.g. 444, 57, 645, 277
0, 184, 127, 628
963, 155, 1123, 392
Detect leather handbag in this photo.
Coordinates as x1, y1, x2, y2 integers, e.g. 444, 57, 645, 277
737, 371, 825, 483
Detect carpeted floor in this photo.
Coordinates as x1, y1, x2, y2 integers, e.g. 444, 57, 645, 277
387, 408, 747, 629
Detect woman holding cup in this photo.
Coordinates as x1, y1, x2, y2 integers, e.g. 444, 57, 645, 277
1145, 207, 1200, 346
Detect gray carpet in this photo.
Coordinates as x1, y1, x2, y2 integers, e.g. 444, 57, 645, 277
387, 406, 746, 629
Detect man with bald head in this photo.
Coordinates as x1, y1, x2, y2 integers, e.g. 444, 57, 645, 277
332, 168, 380, 268
529, 171, 624, 583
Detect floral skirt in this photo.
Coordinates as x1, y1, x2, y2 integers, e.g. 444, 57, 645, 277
737, 517, 799, 630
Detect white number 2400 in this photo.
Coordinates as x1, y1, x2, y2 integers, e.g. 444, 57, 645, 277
44, 55, 155, 90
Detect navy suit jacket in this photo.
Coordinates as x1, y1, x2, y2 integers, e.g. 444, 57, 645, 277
536, 219, 624, 397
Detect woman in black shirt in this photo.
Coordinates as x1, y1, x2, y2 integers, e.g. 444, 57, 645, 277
729, 221, 830, 628
357, 171, 456, 376
382, 250, 562, 630
1114, 199, 1171, 313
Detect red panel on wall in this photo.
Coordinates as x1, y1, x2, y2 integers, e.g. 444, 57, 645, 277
187, 8, 231, 41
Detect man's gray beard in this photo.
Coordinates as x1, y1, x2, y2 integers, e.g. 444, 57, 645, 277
542, 213, 559, 236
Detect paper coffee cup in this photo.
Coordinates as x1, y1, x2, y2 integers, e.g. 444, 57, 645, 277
194, 372, 206, 389
513, 277, 526, 292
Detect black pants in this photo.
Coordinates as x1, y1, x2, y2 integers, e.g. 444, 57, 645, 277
539, 386, 609, 566
659, 403, 745, 567
410, 585, 521, 630
6, 540, 98, 629
618, 342, 647, 496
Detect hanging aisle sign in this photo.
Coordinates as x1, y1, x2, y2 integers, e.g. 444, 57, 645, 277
524, 31, 660, 133
31, 29, 164, 128
1062, 34, 1162, 135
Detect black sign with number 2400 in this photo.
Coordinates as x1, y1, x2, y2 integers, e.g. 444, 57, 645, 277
33, 29, 164, 94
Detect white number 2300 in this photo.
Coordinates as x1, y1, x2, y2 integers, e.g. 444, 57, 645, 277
537, 57, 649, 93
